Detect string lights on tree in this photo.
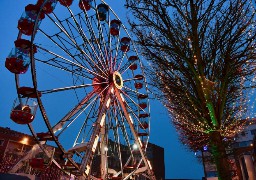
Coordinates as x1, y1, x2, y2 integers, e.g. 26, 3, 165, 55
126, 0, 256, 179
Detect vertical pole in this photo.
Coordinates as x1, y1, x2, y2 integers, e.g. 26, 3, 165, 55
239, 155, 247, 180
100, 123, 107, 179
201, 150, 207, 178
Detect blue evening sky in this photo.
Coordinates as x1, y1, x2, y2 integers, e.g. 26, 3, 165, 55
0, 1, 204, 179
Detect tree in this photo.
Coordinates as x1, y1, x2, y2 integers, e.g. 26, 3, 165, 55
125, 0, 256, 179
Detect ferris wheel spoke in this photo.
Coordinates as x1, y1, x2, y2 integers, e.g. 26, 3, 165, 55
114, 101, 134, 173
45, 13, 108, 78
123, 76, 148, 82
51, 89, 96, 133
122, 85, 149, 98
80, 9, 111, 70
115, 98, 137, 148
52, 85, 109, 134
36, 58, 94, 80
116, 52, 128, 72
119, 59, 138, 75
73, 100, 98, 147
37, 29, 92, 71
81, 14, 108, 69
111, 112, 124, 174
123, 95, 148, 114
38, 28, 86, 67
64, 8, 109, 74
42, 14, 95, 72
55, 95, 99, 137
95, 11, 110, 61
111, 39, 121, 71
41, 82, 108, 94
78, 9, 110, 72
36, 45, 107, 80
115, 101, 133, 152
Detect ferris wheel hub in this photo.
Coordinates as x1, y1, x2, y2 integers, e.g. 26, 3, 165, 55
113, 71, 123, 89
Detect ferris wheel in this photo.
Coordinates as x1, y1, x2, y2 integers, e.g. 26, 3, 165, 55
5, 0, 156, 179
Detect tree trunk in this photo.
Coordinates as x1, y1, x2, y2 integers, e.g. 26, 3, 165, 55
209, 131, 231, 180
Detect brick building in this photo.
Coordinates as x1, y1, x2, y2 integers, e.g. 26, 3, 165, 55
0, 127, 165, 179
0, 127, 36, 161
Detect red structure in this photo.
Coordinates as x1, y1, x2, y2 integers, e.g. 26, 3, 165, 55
59, 0, 74, 7
79, 0, 93, 11
36, 0, 57, 14
0, 127, 35, 173
97, 4, 109, 21
110, 20, 121, 36
128, 56, 138, 70
120, 37, 131, 52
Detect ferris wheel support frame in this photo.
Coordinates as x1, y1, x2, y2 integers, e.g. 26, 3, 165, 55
114, 88, 156, 180
78, 87, 112, 178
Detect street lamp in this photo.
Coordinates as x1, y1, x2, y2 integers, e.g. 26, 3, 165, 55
132, 144, 138, 150
20, 137, 28, 145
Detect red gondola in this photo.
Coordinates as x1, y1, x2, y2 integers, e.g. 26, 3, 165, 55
138, 94, 148, 99
29, 147, 54, 170
59, 0, 73, 7
137, 132, 148, 136
110, 19, 121, 36
5, 39, 36, 74
120, 37, 131, 52
37, 0, 57, 14
128, 56, 138, 70
10, 98, 38, 124
79, 0, 92, 11
139, 121, 149, 129
137, 92, 148, 109
15, 39, 37, 54
10, 105, 34, 124
25, 4, 45, 20
18, 4, 45, 35
5, 57, 29, 74
139, 113, 149, 118
97, 4, 109, 21
139, 103, 147, 109
18, 19, 35, 36
134, 75, 144, 89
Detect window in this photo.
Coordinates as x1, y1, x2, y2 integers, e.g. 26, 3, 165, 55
239, 140, 253, 147
251, 129, 256, 135
241, 132, 246, 136
0, 139, 4, 146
